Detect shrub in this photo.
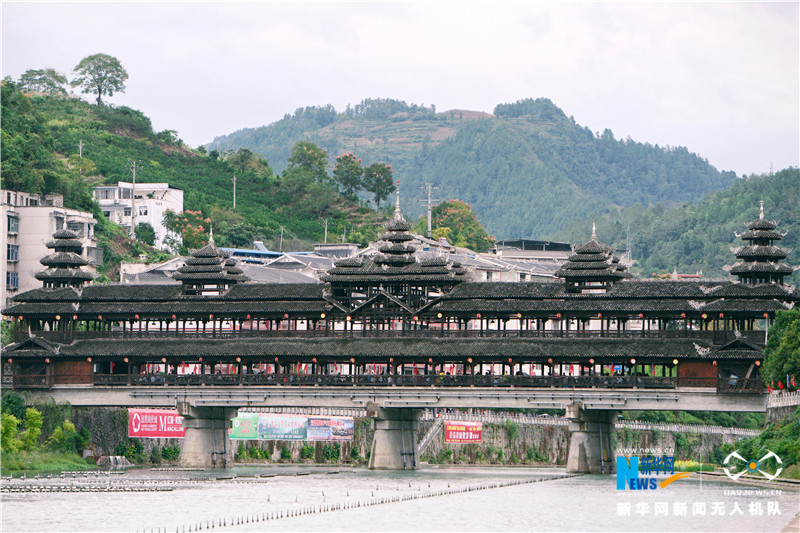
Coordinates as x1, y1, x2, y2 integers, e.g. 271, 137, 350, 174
150, 446, 162, 464
526, 447, 547, 463
505, 420, 520, 441
280, 445, 292, 461
46, 420, 78, 452
349, 446, 361, 462
162, 445, 180, 461
300, 444, 315, 460
322, 443, 340, 461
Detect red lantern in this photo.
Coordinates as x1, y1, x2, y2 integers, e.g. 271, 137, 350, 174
319, 313, 325, 319
630, 358, 636, 365
389, 358, 394, 363
275, 357, 279, 363
312, 358, 317, 363
437, 312, 443, 319
764, 313, 769, 319
209, 314, 214, 319
98, 315, 103, 320
73, 315, 78, 320
680, 313, 686, 318
719, 313, 724, 318
476, 313, 482, 319
556, 313, 561, 319
467, 358, 473, 364
171, 314, 176, 320
123, 358, 129, 363
247, 314, 251, 320
236, 357, 241, 363
516, 313, 522, 319
134, 314, 139, 320
755, 360, 761, 366
428, 358, 433, 364
283, 313, 289, 319
198, 357, 203, 362
638, 313, 643, 319
589, 358, 594, 365
346, 315, 351, 322
350, 358, 355, 363
597, 313, 602, 319
45, 358, 50, 364
161, 357, 167, 363
55, 315, 61, 321
712, 360, 717, 366
87, 357, 92, 363
547, 358, 553, 364
701, 314, 707, 320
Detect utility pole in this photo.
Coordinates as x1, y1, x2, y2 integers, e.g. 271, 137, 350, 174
78, 140, 84, 178
232, 174, 237, 209
626, 224, 632, 263
129, 160, 138, 238
323, 218, 328, 244
279, 226, 284, 252
418, 182, 440, 238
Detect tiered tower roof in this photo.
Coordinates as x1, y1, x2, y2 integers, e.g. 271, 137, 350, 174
322, 191, 468, 286
729, 201, 796, 285
556, 222, 630, 292
34, 229, 93, 289
173, 232, 248, 294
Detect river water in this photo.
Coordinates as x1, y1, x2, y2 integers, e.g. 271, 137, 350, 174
2, 465, 798, 532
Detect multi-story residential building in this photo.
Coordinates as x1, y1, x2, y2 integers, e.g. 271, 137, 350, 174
1, 190, 101, 309
93, 182, 183, 249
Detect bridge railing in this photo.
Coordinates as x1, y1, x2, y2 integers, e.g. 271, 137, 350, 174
767, 390, 800, 408
14, 328, 766, 345
77, 373, 762, 393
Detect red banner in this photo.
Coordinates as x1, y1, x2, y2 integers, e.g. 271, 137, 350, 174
128, 408, 185, 438
444, 420, 482, 443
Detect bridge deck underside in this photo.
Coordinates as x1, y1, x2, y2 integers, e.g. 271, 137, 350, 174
30, 386, 767, 412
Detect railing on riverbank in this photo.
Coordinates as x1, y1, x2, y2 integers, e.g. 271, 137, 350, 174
421, 411, 762, 437
767, 390, 800, 408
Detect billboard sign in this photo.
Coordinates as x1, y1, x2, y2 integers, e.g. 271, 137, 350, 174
444, 420, 482, 443
128, 408, 185, 438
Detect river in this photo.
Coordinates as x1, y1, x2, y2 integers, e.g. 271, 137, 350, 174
2, 466, 798, 532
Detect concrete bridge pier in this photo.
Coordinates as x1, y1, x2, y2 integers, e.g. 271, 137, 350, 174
367, 404, 421, 470
566, 403, 616, 474
177, 402, 238, 468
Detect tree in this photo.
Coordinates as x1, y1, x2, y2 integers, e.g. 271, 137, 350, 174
363, 162, 395, 210
163, 210, 209, 254
332, 153, 363, 200
135, 222, 156, 246
71, 53, 129, 105
763, 308, 800, 390
19, 68, 68, 96
425, 199, 496, 252
287, 142, 329, 183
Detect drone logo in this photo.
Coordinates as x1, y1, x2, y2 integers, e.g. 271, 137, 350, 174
723, 450, 783, 481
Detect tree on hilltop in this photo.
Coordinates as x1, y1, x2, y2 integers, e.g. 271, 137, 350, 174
333, 153, 364, 200
19, 68, 68, 96
287, 142, 330, 184
413, 199, 495, 252
363, 162, 395, 210
71, 53, 128, 105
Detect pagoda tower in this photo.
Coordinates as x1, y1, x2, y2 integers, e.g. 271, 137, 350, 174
729, 200, 796, 285
34, 229, 94, 289
556, 222, 630, 293
173, 231, 248, 295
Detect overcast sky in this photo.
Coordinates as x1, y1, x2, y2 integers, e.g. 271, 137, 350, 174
3, 1, 798, 176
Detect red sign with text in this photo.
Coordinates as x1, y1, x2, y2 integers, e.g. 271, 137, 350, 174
444, 420, 482, 443
128, 408, 185, 438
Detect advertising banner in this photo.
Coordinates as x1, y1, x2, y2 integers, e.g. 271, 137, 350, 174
229, 412, 259, 440
307, 416, 355, 441
258, 414, 308, 441
444, 420, 482, 444
128, 408, 185, 438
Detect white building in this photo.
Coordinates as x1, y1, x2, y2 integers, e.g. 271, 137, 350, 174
93, 182, 183, 249
1, 190, 101, 309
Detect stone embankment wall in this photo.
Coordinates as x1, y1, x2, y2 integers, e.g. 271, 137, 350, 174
68, 407, 750, 466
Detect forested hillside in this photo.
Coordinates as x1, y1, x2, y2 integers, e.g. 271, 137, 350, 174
552, 168, 800, 280
1, 81, 381, 277
207, 97, 737, 239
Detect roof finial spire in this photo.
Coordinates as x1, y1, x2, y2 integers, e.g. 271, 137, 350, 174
393, 182, 404, 221
759, 197, 764, 220
209, 225, 215, 245
591, 220, 597, 240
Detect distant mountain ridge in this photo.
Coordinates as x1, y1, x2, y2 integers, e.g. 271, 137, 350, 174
207, 97, 737, 239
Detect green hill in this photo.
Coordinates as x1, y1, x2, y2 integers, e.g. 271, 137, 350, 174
551, 168, 800, 281
207, 97, 737, 239
1, 81, 381, 278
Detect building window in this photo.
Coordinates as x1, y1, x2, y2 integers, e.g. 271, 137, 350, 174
485, 271, 493, 281
7, 215, 19, 234
87, 246, 104, 266
123, 207, 132, 217
7, 244, 19, 262
519, 273, 526, 281
55, 217, 64, 230
121, 189, 131, 199
67, 221, 84, 237
6, 271, 18, 289
138, 206, 148, 216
